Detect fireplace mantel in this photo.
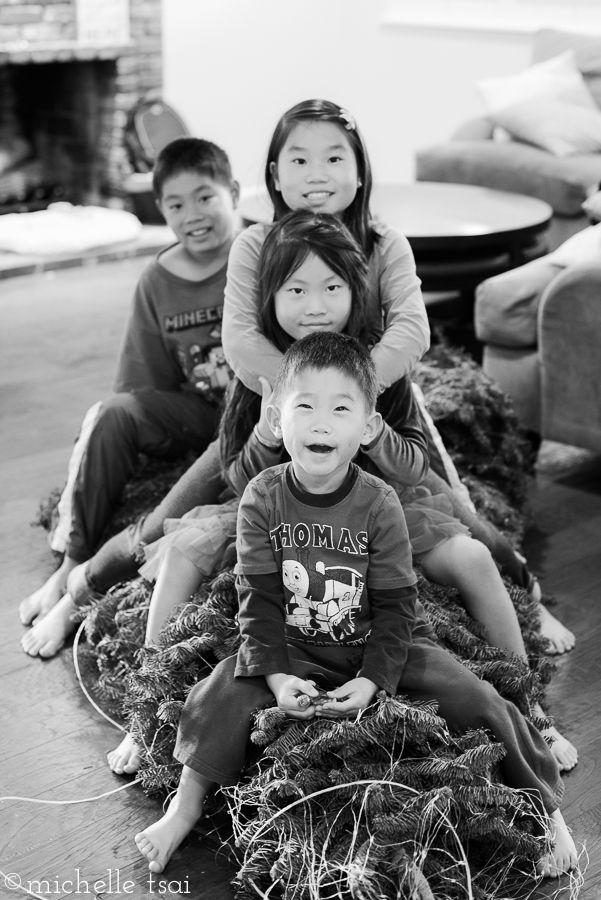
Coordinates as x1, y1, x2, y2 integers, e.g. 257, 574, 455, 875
0, 41, 134, 66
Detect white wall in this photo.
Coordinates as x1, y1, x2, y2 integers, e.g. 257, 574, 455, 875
162, 0, 533, 190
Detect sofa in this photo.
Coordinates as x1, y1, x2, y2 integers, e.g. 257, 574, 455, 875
474, 254, 601, 452
416, 29, 601, 250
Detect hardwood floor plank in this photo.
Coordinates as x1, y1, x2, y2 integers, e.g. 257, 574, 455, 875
1, 788, 236, 900
522, 452, 601, 899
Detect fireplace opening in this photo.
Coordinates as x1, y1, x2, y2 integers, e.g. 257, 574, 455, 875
0, 59, 118, 214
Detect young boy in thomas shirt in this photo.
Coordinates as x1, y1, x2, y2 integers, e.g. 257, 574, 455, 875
135, 332, 575, 881
20, 137, 239, 659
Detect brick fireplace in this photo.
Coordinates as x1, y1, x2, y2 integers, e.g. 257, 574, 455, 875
0, 0, 162, 212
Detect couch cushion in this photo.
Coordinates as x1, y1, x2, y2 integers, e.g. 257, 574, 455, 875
493, 98, 601, 158
475, 256, 563, 348
415, 140, 601, 215
482, 345, 541, 433
476, 49, 596, 112
533, 29, 601, 110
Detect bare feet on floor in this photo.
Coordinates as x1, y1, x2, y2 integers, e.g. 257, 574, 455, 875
544, 725, 579, 772
533, 702, 578, 772
135, 792, 204, 873
19, 557, 77, 625
108, 733, 142, 775
536, 809, 578, 879
537, 603, 576, 655
20, 592, 77, 658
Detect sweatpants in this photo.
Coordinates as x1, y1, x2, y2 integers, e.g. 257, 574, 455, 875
174, 636, 563, 816
75, 437, 226, 599
54, 390, 218, 564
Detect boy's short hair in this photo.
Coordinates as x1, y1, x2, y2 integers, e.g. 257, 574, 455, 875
273, 332, 378, 411
152, 137, 233, 199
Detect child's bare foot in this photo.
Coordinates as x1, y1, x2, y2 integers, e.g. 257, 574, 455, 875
108, 733, 142, 775
21, 593, 77, 657
19, 556, 78, 625
543, 725, 578, 772
536, 809, 578, 878
135, 786, 205, 873
533, 703, 578, 772
537, 603, 576, 655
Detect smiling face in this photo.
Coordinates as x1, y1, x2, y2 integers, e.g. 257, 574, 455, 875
268, 366, 379, 493
274, 252, 352, 341
157, 170, 238, 261
271, 121, 359, 215
282, 559, 309, 597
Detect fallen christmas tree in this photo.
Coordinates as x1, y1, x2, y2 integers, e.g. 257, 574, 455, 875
78, 568, 557, 899
65, 345, 568, 898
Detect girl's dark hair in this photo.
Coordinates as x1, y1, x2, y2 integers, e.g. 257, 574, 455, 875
258, 209, 372, 355
219, 377, 263, 473
220, 209, 375, 471
265, 99, 379, 257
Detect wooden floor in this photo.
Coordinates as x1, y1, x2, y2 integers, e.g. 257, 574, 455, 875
0, 259, 599, 899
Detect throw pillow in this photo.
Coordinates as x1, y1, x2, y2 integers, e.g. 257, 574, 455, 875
533, 29, 601, 110
492, 98, 601, 158
476, 50, 596, 112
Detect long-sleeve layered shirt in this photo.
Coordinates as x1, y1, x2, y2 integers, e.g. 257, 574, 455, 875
222, 221, 429, 395
234, 463, 418, 696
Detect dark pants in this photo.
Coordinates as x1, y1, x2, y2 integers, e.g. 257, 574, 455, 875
64, 390, 217, 563
81, 436, 225, 593
174, 636, 562, 815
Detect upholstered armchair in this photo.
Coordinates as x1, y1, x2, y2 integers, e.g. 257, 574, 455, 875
474, 256, 601, 452
416, 29, 601, 250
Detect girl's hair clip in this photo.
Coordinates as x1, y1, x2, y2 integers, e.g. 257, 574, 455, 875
338, 108, 356, 131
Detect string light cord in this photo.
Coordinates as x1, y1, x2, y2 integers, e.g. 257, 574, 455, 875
0, 869, 57, 900
0, 625, 141, 899
0, 779, 139, 806
72, 620, 126, 732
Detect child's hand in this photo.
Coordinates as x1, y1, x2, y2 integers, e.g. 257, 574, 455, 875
267, 674, 320, 720
315, 677, 378, 719
256, 376, 277, 444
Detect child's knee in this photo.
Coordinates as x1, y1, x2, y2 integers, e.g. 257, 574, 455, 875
163, 544, 189, 567
91, 393, 142, 442
445, 675, 503, 732
423, 534, 492, 583
455, 536, 495, 575
182, 655, 239, 713
97, 392, 141, 423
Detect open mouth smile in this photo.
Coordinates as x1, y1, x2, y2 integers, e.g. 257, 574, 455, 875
303, 191, 333, 200
188, 227, 210, 237
307, 444, 334, 454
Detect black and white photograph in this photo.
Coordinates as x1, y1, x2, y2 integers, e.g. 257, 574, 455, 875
1, 1, 600, 897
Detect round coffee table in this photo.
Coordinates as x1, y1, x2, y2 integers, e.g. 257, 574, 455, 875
239, 182, 553, 294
